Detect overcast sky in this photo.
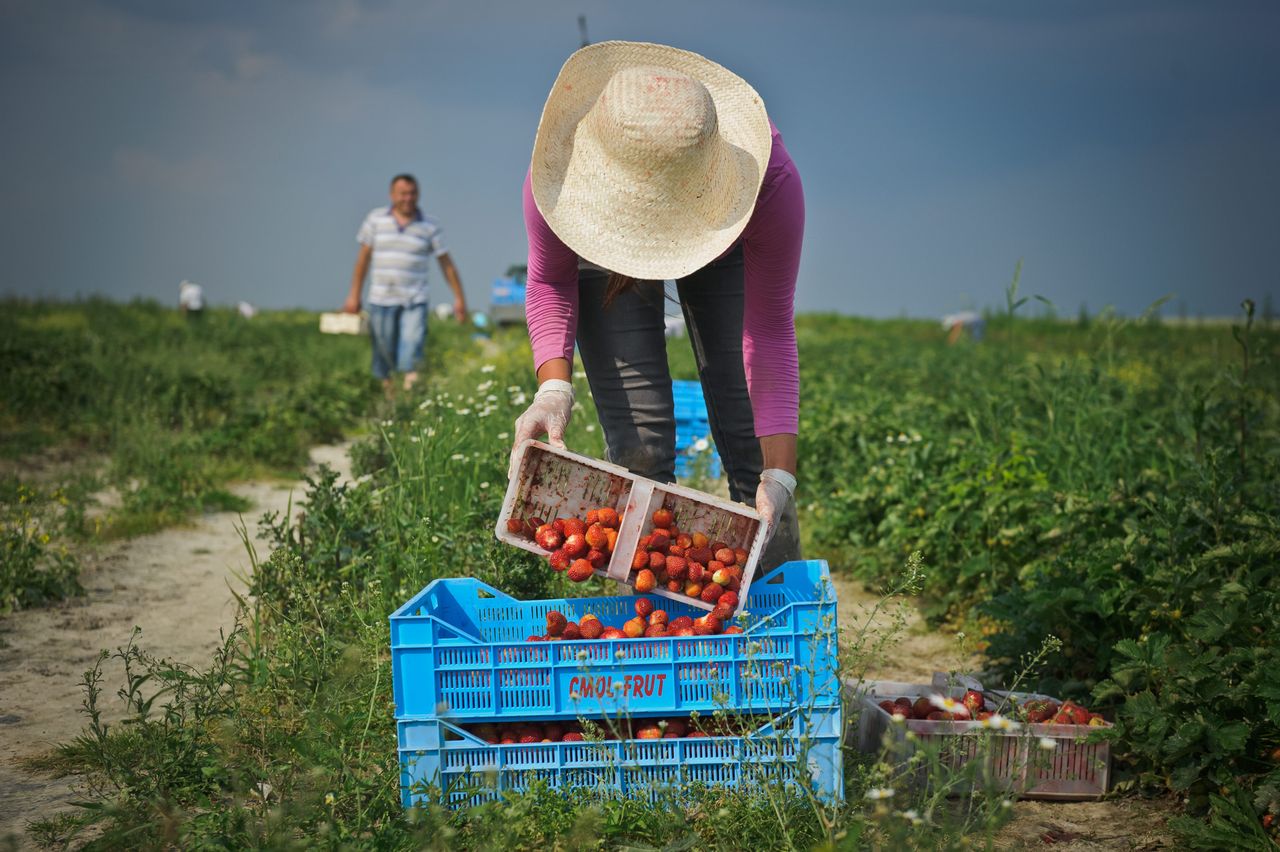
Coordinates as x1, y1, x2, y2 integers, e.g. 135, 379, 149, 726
1, 0, 1276, 318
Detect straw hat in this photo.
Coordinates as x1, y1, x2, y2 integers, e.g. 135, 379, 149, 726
529, 41, 772, 280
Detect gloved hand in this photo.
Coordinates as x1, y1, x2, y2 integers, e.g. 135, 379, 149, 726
755, 468, 797, 549
509, 379, 574, 479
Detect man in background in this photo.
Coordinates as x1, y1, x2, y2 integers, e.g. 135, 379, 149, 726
344, 173, 468, 392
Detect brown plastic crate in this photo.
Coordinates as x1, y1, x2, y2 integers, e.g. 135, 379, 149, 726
849, 674, 1111, 801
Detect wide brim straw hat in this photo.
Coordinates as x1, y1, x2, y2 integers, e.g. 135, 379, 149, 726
529, 41, 772, 281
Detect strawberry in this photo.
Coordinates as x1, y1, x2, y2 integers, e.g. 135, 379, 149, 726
585, 524, 609, 550
710, 603, 734, 622
668, 543, 686, 558
689, 546, 715, 566
600, 627, 625, 639
562, 622, 581, 640
534, 525, 563, 551
672, 627, 695, 637
666, 580, 682, 593
519, 733, 539, 744
687, 561, 705, 583
976, 711, 993, 721
1051, 712, 1073, 725
506, 518, 525, 535
548, 549, 571, 572
562, 731, 585, 742
710, 540, 729, 555
644, 624, 668, 637
714, 547, 735, 565
878, 700, 896, 713
669, 615, 694, 631
636, 722, 662, 739
567, 559, 594, 582
684, 581, 703, 599
579, 617, 603, 640
962, 690, 985, 715
562, 533, 588, 559
586, 548, 607, 570
623, 617, 646, 638
552, 519, 567, 534
718, 591, 739, 609
598, 507, 620, 529
646, 551, 665, 572
926, 711, 947, 721
605, 528, 618, 553
634, 569, 657, 593
1063, 703, 1091, 725
733, 548, 749, 566
585, 509, 600, 526
894, 697, 913, 710
710, 567, 732, 587
631, 550, 649, 570
724, 625, 743, 634
687, 730, 708, 738
652, 508, 674, 529
675, 533, 693, 549
693, 614, 723, 635
691, 531, 709, 549
649, 609, 669, 626
912, 697, 933, 719
666, 555, 688, 579
648, 530, 671, 552
700, 583, 724, 604
546, 611, 567, 636
635, 598, 655, 619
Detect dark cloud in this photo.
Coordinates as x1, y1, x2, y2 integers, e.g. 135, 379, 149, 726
0, 0, 1276, 317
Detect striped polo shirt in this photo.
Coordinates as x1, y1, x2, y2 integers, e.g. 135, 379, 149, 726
356, 207, 448, 306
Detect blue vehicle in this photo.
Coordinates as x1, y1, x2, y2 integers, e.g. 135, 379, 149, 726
489, 264, 528, 326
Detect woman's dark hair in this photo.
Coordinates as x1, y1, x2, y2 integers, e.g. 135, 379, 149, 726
603, 271, 641, 309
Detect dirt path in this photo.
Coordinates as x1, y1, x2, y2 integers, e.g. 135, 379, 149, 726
0, 443, 354, 849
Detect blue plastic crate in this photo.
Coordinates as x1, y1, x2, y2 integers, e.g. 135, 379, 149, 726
398, 704, 843, 809
675, 453, 722, 480
390, 560, 838, 723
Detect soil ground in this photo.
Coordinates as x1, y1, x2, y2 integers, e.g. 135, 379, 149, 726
0, 447, 1173, 850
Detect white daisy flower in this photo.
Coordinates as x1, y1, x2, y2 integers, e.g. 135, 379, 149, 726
927, 694, 971, 717
865, 787, 895, 800
1038, 736, 1057, 750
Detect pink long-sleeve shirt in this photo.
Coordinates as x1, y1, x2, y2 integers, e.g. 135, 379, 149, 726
524, 123, 804, 436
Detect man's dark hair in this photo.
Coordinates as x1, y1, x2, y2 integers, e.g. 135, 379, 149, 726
390, 173, 418, 189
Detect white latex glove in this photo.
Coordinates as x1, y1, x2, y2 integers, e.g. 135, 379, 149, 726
755, 468, 797, 549
509, 379, 574, 479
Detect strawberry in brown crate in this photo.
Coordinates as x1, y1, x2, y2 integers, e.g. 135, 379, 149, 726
855, 672, 1115, 800
496, 440, 766, 614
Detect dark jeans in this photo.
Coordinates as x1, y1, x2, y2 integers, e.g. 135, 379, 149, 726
575, 247, 801, 571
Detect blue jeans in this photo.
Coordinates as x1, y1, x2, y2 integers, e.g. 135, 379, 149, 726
367, 303, 428, 380
574, 247, 801, 571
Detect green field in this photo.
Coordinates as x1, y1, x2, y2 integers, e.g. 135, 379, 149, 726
3, 298, 1277, 849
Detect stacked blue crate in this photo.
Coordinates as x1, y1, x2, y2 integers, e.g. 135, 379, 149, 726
671, 380, 722, 479
391, 559, 843, 809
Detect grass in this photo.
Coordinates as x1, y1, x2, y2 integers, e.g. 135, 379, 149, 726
0, 298, 380, 611
8, 297, 1279, 847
